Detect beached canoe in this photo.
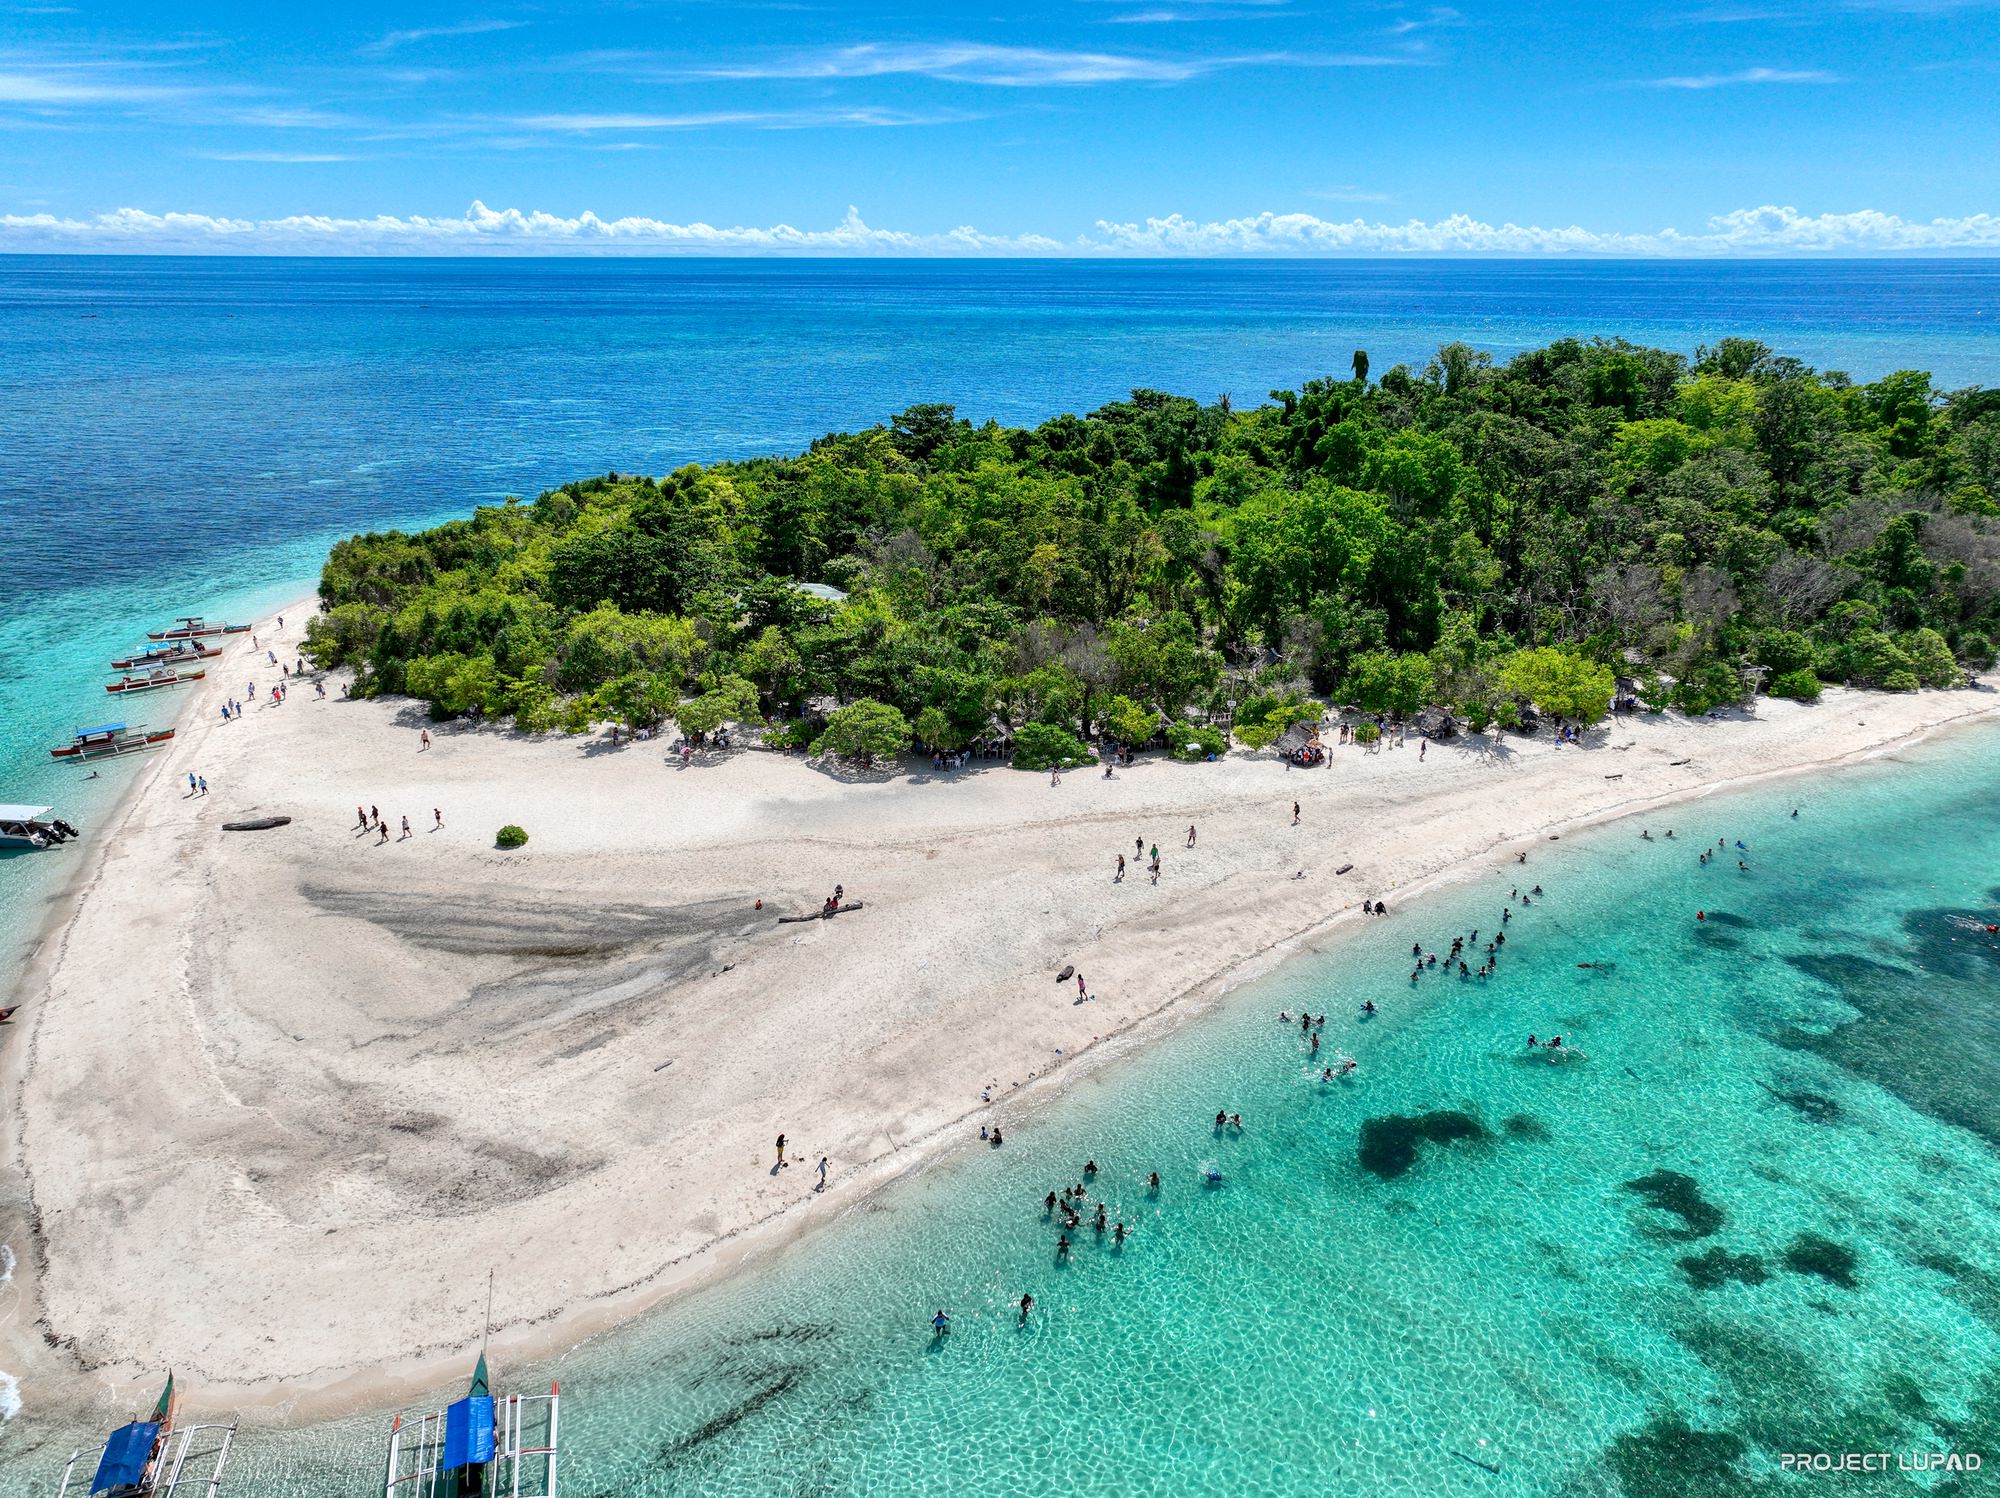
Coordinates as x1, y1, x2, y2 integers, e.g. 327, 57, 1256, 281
221, 816, 292, 832
107, 668, 206, 693
110, 642, 221, 670
147, 616, 252, 641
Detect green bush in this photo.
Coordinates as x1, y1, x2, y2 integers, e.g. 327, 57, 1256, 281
1958, 632, 1995, 671
813, 699, 912, 766
1167, 721, 1227, 761
762, 717, 814, 751
1768, 669, 1822, 702
1881, 669, 1921, 693
495, 825, 529, 849
1352, 721, 1382, 745
1012, 721, 1094, 770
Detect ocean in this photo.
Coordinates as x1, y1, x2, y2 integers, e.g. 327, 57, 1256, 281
3, 257, 2000, 1492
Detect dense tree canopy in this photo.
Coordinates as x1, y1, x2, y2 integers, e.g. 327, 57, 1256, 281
308, 337, 1994, 749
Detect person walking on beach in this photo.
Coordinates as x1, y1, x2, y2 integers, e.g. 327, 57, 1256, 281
1136, 836, 1144, 860
370, 805, 380, 828
1186, 824, 1196, 848
420, 729, 431, 750
1116, 853, 1126, 881
400, 815, 411, 840
188, 773, 197, 796
198, 776, 207, 797
1292, 801, 1301, 825
816, 1155, 829, 1191
1077, 972, 1087, 999
1420, 739, 1427, 761
775, 1133, 788, 1168
357, 805, 368, 830
378, 820, 389, 845
434, 807, 443, 829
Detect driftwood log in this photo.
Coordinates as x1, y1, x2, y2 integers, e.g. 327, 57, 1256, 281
221, 816, 292, 832
777, 901, 867, 924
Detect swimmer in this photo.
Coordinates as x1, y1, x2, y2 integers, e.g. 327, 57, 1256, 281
1321, 1067, 1334, 1081
1531, 885, 1543, 895
1057, 1234, 1071, 1257
1044, 1191, 1057, 1213
1214, 1110, 1227, 1128
1112, 1221, 1129, 1244
1229, 1113, 1243, 1128
1527, 1034, 1538, 1048
1147, 1171, 1161, 1191
1204, 1168, 1224, 1184
1018, 1293, 1034, 1322
1094, 1204, 1108, 1232
1362, 1000, 1377, 1014
1084, 1160, 1097, 1176
1340, 1058, 1357, 1075
932, 1310, 951, 1336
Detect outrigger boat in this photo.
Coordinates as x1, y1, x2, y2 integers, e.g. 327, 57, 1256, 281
385, 1280, 561, 1498
110, 642, 220, 672
55, 1373, 236, 1497
107, 669, 206, 695
146, 618, 250, 642
50, 724, 175, 761
0, 804, 78, 850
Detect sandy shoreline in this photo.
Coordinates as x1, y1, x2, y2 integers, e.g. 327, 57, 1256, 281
4, 616, 1998, 1432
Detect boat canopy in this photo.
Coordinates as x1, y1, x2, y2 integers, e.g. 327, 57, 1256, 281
0, 805, 53, 822
441, 1396, 496, 1472
90, 1420, 160, 1493
76, 725, 127, 739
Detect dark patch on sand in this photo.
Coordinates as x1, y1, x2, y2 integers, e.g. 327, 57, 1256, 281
1759, 1083, 1842, 1124
1774, 913, 2000, 1148
1357, 1110, 1490, 1180
1678, 1246, 1769, 1290
1623, 1169, 1724, 1240
1603, 1416, 1750, 1498
1781, 1233, 1860, 1290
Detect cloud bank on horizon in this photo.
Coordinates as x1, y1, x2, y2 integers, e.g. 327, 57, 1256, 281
3, 202, 1997, 257
2, 0, 1996, 257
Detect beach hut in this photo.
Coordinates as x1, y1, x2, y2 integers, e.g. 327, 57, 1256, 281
1274, 720, 1326, 766
1414, 705, 1458, 741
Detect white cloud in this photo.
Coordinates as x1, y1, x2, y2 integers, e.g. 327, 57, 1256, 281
599, 40, 1407, 87
1650, 65, 1839, 87
512, 107, 959, 132
3, 200, 1997, 257
361, 19, 525, 56
0, 70, 191, 103
197, 150, 354, 163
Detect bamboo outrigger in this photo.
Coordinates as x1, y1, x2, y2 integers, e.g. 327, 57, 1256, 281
146, 618, 250, 642
50, 724, 175, 761
55, 1374, 236, 1497
383, 1279, 561, 1498
109, 643, 220, 672
106, 669, 206, 695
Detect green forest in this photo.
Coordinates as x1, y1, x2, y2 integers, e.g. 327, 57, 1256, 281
306, 336, 2000, 765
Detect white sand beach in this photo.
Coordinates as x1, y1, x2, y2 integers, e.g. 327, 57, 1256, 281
6, 612, 1998, 1421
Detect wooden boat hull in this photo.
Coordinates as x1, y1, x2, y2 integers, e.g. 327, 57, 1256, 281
147, 623, 250, 641
51, 729, 175, 760
110, 645, 220, 670
107, 670, 206, 693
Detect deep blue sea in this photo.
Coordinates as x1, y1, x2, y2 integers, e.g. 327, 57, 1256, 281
3, 257, 2000, 1493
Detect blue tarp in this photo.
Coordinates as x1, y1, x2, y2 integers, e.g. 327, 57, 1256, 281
441, 1396, 495, 1472
90, 1421, 160, 1493
76, 725, 127, 739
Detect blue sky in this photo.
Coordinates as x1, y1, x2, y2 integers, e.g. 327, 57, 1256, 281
2, 0, 1997, 253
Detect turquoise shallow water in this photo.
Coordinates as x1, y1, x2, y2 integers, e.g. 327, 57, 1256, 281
139, 723, 2000, 1498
